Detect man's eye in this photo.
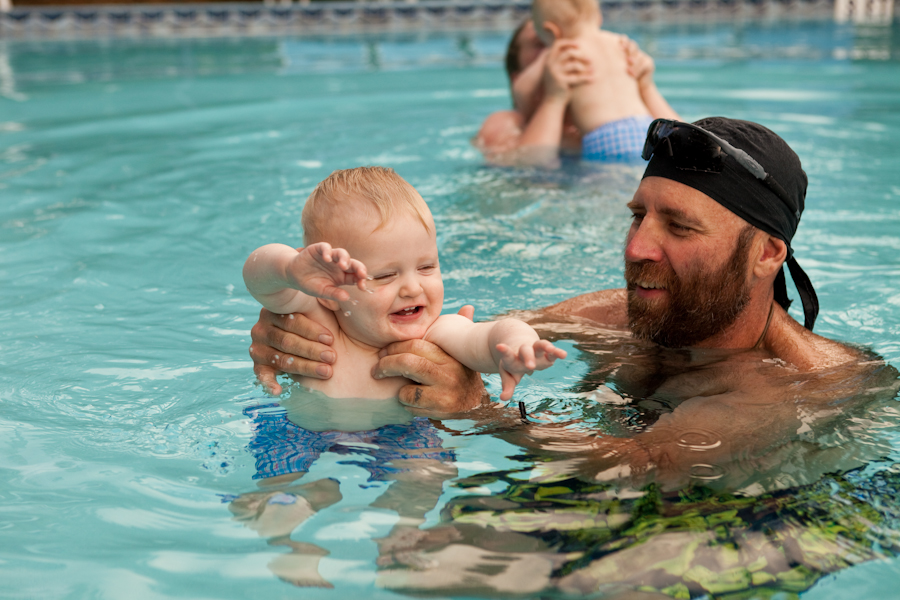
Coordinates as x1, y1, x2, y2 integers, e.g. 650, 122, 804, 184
670, 222, 692, 233
630, 213, 645, 222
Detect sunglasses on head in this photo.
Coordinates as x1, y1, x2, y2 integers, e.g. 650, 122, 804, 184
641, 119, 799, 219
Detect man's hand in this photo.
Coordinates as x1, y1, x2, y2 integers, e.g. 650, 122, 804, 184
249, 308, 336, 395
373, 306, 488, 413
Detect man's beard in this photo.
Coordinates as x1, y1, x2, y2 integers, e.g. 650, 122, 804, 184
626, 227, 755, 348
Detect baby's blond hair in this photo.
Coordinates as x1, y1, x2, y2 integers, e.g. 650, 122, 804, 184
533, 0, 600, 36
301, 167, 432, 245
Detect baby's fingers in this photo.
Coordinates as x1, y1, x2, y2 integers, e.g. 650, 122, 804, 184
531, 341, 567, 369
495, 343, 516, 364
516, 345, 538, 371
498, 368, 522, 402
536, 340, 567, 361
319, 285, 351, 302
344, 258, 369, 291
329, 247, 353, 271
309, 242, 334, 263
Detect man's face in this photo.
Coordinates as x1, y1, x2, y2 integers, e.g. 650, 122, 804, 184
624, 177, 755, 348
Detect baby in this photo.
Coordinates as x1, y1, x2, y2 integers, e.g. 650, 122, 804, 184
531, 0, 657, 161
243, 166, 566, 401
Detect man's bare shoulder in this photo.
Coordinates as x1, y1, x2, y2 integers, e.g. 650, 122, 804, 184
766, 308, 865, 372
540, 288, 629, 326
475, 110, 524, 155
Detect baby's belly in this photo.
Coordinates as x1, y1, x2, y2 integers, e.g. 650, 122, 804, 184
291, 373, 411, 400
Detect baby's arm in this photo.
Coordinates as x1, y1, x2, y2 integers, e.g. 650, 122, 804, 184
426, 315, 566, 401
242, 243, 368, 315
621, 36, 680, 120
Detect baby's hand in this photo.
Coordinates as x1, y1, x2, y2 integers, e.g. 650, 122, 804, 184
288, 242, 368, 302
494, 340, 567, 401
620, 35, 655, 85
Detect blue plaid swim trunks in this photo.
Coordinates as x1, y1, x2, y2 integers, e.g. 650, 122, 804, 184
244, 403, 455, 482
581, 115, 654, 162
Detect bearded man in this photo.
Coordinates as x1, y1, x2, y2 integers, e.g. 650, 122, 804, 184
244, 118, 899, 599
248, 116, 860, 410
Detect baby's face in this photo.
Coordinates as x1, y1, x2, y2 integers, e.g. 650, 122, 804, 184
329, 210, 444, 349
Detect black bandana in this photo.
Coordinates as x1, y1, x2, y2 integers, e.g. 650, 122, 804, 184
642, 116, 819, 330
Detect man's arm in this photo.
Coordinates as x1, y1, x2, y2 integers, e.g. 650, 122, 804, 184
510, 49, 548, 123
537, 288, 629, 326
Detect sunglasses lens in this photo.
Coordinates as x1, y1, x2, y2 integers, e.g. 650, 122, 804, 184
642, 120, 674, 160
643, 121, 725, 173
671, 128, 724, 173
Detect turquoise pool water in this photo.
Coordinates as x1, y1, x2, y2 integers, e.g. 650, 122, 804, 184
2, 21, 900, 599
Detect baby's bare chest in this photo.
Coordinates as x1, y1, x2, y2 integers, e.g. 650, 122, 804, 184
294, 344, 410, 400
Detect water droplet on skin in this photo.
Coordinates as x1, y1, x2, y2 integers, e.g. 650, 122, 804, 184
274, 355, 279, 360
287, 358, 294, 364
344, 311, 351, 317
288, 314, 294, 320
676, 429, 722, 451
350, 299, 358, 306
688, 463, 726, 481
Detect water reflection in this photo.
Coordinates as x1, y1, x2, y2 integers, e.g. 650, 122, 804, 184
228, 390, 457, 588
375, 317, 900, 598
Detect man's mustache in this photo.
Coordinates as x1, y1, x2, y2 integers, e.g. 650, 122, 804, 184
624, 260, 678, 292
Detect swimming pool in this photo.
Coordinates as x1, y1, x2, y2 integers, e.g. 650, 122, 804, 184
1, 19, 899, 599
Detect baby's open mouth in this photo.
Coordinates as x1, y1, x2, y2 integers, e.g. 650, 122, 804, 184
392, 306, 423, 317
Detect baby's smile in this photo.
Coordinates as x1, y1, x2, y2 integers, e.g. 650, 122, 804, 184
391, 305, 424, 319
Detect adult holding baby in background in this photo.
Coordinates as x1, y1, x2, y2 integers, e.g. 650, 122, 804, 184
475, 1, 680, 163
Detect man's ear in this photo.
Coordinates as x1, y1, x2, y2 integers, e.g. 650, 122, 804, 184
753, 234, 788, 279
318, 297, 340, 312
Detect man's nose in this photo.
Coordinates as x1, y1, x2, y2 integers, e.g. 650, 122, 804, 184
624, 219, 664, 264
